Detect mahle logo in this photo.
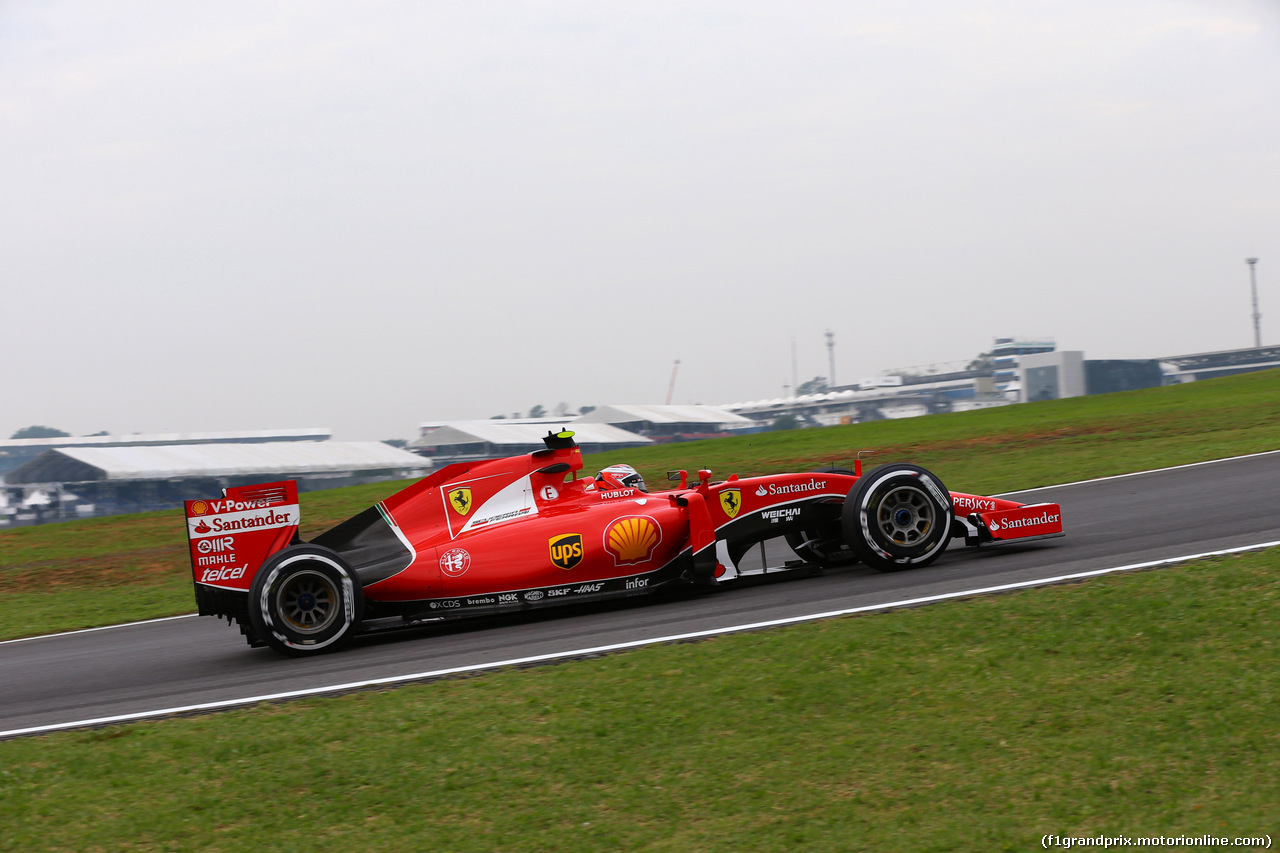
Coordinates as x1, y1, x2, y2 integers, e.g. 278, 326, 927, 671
548, 533, 584, 570
719, 489, 742, 519
448, 487, 473, 516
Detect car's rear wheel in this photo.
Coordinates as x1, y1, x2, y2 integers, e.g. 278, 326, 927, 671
248, 545, 363, 656
785, 467, 858, 566
842, 464, 952, 571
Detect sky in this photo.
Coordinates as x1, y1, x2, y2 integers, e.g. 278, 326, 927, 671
2, 1, 1278, 441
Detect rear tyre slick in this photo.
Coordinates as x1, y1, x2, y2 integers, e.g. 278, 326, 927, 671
842, 463, 952, 572
248, 545, 363, 656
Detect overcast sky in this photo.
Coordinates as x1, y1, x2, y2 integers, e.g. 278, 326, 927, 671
3, 1, 1277, 441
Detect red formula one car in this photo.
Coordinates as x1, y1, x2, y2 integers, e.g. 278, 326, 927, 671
184, 431, 1064, 656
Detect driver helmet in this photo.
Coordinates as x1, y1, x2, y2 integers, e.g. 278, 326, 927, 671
595, 464, 647, 493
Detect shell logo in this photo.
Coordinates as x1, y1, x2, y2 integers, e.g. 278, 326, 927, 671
190, 501, 209, 516
604, 516, 661, 566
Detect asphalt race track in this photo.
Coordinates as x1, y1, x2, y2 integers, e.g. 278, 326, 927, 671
4, 451, 1280, 738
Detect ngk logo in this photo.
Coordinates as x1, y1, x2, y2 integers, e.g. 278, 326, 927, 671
196, 536, 236, 554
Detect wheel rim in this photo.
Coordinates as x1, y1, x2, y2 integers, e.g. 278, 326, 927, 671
874, 485, 935, 546
275, 569, 340, 634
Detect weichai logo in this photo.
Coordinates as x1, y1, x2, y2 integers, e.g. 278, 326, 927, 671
549, 533, 584, 570
604, 516, 661, 566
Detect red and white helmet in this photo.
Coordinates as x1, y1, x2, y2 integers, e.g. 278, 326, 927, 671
595, 464, 647, 492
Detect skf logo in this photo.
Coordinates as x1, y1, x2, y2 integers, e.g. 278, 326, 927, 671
604, 516, 661, 566
548, 533, 584, 570
448, 488, 473, 516
719, 489, 742, 519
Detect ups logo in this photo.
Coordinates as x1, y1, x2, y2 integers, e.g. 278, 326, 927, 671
549, 533, 584, 570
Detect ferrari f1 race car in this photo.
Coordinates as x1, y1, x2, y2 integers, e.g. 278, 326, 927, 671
184, 430, 1064, 656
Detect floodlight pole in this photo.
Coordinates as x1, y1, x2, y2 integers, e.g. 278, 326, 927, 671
1247, 258, 1261, 348
825, 329, 835, 388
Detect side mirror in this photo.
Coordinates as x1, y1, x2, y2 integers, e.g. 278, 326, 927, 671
667, 470, 689, 489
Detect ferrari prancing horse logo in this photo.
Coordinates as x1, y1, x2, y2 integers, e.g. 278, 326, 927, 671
719, 488, 742, 519
448, 488, 473, 516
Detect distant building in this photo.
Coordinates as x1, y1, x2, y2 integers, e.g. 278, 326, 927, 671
408, 421, 651, 465
1158, 346, 1280, 383
1, 441, 424, 526
572, 404, 754, 440
988, 338, 1056, 395
0, 428, 330, 478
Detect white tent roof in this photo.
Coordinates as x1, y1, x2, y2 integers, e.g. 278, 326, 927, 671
8, 441, 426, 482
0, 428, 330, 450
414, 422, 650, 448
573, 404, 752, 426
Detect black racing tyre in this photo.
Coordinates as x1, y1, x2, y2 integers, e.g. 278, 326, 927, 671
785, 467, 858, 567
841, 463, 952, 572
248, 545, 364, 656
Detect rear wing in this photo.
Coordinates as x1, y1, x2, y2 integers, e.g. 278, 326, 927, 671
184, 481, 301, 592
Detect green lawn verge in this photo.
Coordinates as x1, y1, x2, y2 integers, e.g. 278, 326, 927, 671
3, 368, 1279, 641
3, 551, 1276, 851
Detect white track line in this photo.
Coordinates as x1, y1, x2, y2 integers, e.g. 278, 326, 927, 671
994, 447, 1280, 496
4, 539, 1277, 740
0, 614, 196, 646
7, 448, 1279, 646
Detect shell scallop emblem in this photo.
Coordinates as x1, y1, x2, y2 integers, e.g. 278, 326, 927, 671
604, 516, 661, 566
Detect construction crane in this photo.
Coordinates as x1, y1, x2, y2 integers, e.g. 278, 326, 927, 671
666, 359, 681, 405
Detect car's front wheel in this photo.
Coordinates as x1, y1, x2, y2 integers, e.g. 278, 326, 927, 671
248, 545, 363, 656
842, 464, 952, 571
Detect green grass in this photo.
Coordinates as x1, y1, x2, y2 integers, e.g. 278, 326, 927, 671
3, 368, 1280, 641
3, 551, 1276, 851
